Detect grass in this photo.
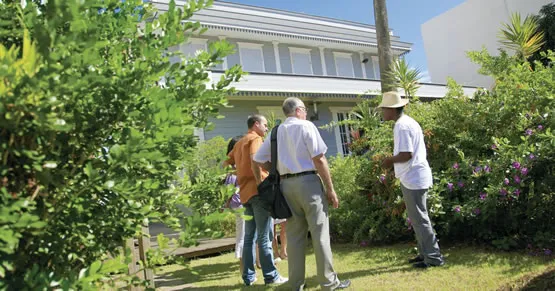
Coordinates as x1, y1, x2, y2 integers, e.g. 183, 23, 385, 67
155, 243, 554, 290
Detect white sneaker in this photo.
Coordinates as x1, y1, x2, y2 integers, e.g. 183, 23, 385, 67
246, 277, 257, 286
266, 275, 288, 285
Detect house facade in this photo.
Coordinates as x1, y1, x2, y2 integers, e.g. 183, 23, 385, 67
154, 0, 478, 156
422, 0, 554, 87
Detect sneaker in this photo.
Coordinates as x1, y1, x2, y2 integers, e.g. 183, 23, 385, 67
266, 275, 288, 285
245, 277, 257, 286
408, 255, 424, 264
333, 280, 351, 290
413, 261, 445, 269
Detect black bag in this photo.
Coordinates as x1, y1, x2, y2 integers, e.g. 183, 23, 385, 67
257, 125, 292, 219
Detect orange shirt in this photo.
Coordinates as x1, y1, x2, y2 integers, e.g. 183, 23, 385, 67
227, 130, 269, 204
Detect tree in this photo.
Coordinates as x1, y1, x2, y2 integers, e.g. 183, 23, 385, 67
530, 3, 555, 66
0, 0, 243, 288
498, 12, 545, 61
373, 0, 396, 92
387, 58, 422, 98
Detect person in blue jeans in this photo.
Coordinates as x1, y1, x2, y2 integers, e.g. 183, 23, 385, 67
224, 115, 287, 286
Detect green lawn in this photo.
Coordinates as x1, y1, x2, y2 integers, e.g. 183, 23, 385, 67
155, 243, 554, 290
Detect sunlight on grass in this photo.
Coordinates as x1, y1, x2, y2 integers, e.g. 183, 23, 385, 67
155, 243, 554, 290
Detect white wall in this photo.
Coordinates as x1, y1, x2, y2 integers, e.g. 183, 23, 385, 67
422, 0, 554, 88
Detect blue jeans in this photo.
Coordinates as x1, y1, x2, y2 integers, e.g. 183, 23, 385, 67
242, 195, 279, 284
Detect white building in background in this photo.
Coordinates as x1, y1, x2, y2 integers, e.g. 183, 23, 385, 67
422, 0, 554, 88
154, 0, 477, 156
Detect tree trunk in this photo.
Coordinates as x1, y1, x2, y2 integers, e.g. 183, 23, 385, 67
373, 0, 396, 92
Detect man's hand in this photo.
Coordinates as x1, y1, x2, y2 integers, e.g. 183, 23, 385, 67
381, 157, 394, 169
326, 189, 339, 209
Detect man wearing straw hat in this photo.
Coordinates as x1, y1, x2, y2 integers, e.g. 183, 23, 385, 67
378, 91, 445, 269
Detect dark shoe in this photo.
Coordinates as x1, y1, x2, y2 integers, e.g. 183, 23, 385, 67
413, 261, 445, 269
408, 255, 424, 264
333, 279, 351, 290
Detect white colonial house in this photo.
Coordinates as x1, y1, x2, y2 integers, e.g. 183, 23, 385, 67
154, 0, 478, 156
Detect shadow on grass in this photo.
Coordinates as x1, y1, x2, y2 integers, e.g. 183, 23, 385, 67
156, 243, 552, 290
155, 261, 238, 289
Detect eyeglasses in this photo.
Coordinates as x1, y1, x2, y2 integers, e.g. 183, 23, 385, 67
297, 106, 307, 113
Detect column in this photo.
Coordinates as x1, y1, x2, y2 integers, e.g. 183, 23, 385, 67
371, 56, 380, 79
272, 41, 282, 73
319, 46, 327, 76
359, 51, 367, 79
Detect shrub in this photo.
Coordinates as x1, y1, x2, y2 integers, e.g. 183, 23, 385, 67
0, 0, 244, 288
330, 50, 554, 251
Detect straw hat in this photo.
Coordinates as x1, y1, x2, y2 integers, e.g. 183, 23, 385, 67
377, 91, 409, 108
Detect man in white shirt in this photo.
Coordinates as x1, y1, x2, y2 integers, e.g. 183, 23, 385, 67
379, 91, 445, 268
254, 97, 351, 291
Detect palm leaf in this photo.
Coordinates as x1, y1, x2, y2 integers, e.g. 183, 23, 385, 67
499, 13, 545, 60
386, 58, 422, 98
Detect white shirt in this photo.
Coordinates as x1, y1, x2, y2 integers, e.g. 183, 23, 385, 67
254, 117, 327, 175
393, 114, 433, 190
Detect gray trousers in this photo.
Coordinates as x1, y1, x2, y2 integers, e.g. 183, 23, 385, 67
401, 184, 443, 265
281, 174, 340, 291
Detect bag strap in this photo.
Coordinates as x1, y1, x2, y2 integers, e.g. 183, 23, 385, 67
270, 125, 280, 178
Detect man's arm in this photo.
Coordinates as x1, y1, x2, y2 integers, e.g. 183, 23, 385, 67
312, 153, 339, 209
251, 154, 267, 185
250, 137, 267, 185
253, 159, 272, 173
382, 152, 412, 169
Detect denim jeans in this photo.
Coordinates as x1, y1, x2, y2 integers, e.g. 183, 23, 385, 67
242, 195, 279, 284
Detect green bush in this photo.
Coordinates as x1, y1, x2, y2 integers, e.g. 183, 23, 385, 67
0, 0, 243, 288
330, 51, 554, 251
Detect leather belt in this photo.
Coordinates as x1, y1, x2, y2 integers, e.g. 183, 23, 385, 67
280, 171, 317, 179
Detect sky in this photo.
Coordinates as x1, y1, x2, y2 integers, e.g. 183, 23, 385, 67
225, 0, 466, 82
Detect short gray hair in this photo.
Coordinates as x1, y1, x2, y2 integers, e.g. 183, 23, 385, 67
282, 97, 303, 116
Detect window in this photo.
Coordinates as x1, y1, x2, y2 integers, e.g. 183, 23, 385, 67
333, 52, 354, 78
181, 38, 208, 59
329, 107, 356, 156
257, 106, 284, 127
289, 47, 313, 75
238, 42, 265, 72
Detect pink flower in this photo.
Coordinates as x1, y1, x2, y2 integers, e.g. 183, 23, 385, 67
521, 168, 529, 176
447, 183, 454, 191
491, 144, 498, 150
514, 189, 521, 196
504, 178, 510, 185
514, 175, 521, 184
528, 154, 535, 160
500, 189, 508, 196
379, 175, 386, 183
484, 165, 491, 173
512, 161, 521, 169
479, 192, 487, 200
454, 206, 461, 213
537, 125, 543, 130
453, 163, 460, 170
458, 181, 465, 188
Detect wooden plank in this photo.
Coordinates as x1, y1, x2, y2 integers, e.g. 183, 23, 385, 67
138, 227, 155, 288
170, 237, 236, 259
126, 238, 142, 291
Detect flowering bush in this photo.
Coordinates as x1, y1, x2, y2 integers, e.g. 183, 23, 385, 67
329, 50, 554, 252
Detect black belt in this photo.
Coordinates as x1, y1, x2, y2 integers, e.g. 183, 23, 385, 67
280, 171, 317, 179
